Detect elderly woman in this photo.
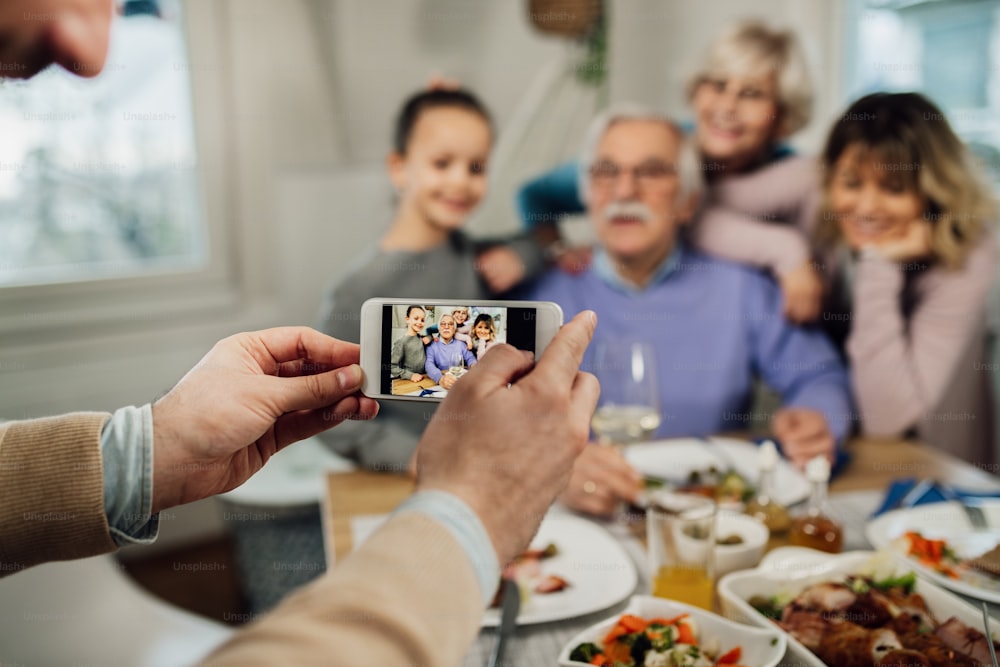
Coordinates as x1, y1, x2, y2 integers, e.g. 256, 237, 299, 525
518, 19, 823, 321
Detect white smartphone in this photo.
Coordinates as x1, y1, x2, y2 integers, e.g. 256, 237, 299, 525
359, 297, 564, 401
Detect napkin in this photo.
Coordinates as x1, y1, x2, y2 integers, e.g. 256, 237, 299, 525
871, 477, 1000, 518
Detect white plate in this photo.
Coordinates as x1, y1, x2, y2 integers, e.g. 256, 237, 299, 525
625, 437, 810, 507
557, 595, 785, 667
482, 514, 638, 627
866, 500, 1000, 603
717, 547, 1000, 667
220, 436, 356, 507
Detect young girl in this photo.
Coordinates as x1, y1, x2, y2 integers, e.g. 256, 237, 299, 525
814, 92, 998, 464
390, 305, 428, 381
316, 88, 546, 468
518, 20, 823, 322
471, 312, 498, 359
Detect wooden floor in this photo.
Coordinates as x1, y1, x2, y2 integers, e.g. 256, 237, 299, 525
120, 536, 248, 626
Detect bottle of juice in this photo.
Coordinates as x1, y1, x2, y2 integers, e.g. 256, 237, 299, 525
744, 440, 790, 551
789, 455, 843, 553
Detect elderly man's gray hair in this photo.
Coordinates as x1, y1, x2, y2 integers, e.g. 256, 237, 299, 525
577, 104, 703, 206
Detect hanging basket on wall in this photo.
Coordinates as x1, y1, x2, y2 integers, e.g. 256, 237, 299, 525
527, 0, 602, 39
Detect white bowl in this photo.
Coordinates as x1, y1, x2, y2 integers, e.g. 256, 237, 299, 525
557, 594, 786, 667
717, 547, 1000, 667
714, 511, 769, 577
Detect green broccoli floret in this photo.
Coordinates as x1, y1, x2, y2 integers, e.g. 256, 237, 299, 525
570, 642, 602, 662
873, 572, 917, 595
629, 632, 652, 665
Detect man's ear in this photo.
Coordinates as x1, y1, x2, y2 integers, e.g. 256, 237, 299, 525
675, 192, 700, 226
386, 151, 407, 192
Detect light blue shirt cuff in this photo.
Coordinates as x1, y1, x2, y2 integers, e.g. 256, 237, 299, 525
394, 490, 501, 606
100, 404, 159, 546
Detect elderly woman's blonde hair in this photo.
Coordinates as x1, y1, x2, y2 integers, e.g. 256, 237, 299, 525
816, 92, 996, 269
686, 20, 813, 138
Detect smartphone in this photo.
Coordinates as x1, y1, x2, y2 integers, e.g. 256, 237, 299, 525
359, 298, 564, 401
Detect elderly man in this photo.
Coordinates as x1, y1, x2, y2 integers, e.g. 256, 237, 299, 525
528, 106, 852, 516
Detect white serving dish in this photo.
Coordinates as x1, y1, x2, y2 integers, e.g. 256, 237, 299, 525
717, 547, 1000, 667
557, 594, 786, 667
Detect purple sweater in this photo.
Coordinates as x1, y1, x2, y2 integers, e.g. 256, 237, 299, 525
528, 245, 853, 442
424, 338, 478, 383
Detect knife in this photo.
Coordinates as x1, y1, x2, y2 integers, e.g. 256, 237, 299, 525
487, 578, 520, 667
982, 601, 999, 667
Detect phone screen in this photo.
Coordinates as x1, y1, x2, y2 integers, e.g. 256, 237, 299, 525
380, 303, 538, 398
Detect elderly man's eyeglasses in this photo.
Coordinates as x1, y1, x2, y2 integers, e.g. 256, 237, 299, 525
588, 160, 676, 190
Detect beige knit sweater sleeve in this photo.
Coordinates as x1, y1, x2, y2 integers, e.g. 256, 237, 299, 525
200, 511, 485, 667
0, 413, 117, 575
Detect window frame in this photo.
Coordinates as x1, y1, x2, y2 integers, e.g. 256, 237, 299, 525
0, 2, 242, 345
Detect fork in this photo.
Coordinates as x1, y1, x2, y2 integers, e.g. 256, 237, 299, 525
937, 482, 989, 530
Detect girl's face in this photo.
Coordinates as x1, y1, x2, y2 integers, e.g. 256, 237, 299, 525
405, 308, 425, 334
474, 320, 492, 340
438, 315, 456, 342
453, 309, 469, 325
389, 107, 492, 232
691, 71, 781, 171
828, 144, 926, 249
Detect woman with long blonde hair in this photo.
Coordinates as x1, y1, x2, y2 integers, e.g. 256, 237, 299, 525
815, 92, 998, 463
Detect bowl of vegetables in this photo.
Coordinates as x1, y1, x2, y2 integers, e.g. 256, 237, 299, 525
557, 594, 785, 667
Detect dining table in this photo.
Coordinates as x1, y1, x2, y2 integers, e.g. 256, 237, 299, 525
321, 437, 1000, 666
390, 376, 441, 395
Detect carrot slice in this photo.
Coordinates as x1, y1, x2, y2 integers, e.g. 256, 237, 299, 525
603, 624, 627, 645
618, 614, 648, 633
677, 621, 696, 645
650, 613, 689, 626
717, 646, 742, 664
604, 641, 633, 664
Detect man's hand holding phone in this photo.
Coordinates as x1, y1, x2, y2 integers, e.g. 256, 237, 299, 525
415, 311, 599, 565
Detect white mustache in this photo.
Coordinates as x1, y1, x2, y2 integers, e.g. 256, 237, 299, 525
602, 201, 654, 222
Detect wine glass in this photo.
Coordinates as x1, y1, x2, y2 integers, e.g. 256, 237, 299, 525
590, 340, 661, 449
447, 352, 466, 379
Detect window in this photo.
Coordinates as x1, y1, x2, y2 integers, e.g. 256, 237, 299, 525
846, 0, 1000, 182
0, 0, 205, 287
0, 1, 241, 345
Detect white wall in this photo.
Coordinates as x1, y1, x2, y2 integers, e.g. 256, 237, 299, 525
0, 0, 852, 549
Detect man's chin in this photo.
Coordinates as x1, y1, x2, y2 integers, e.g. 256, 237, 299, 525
603, 246, 651, 264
